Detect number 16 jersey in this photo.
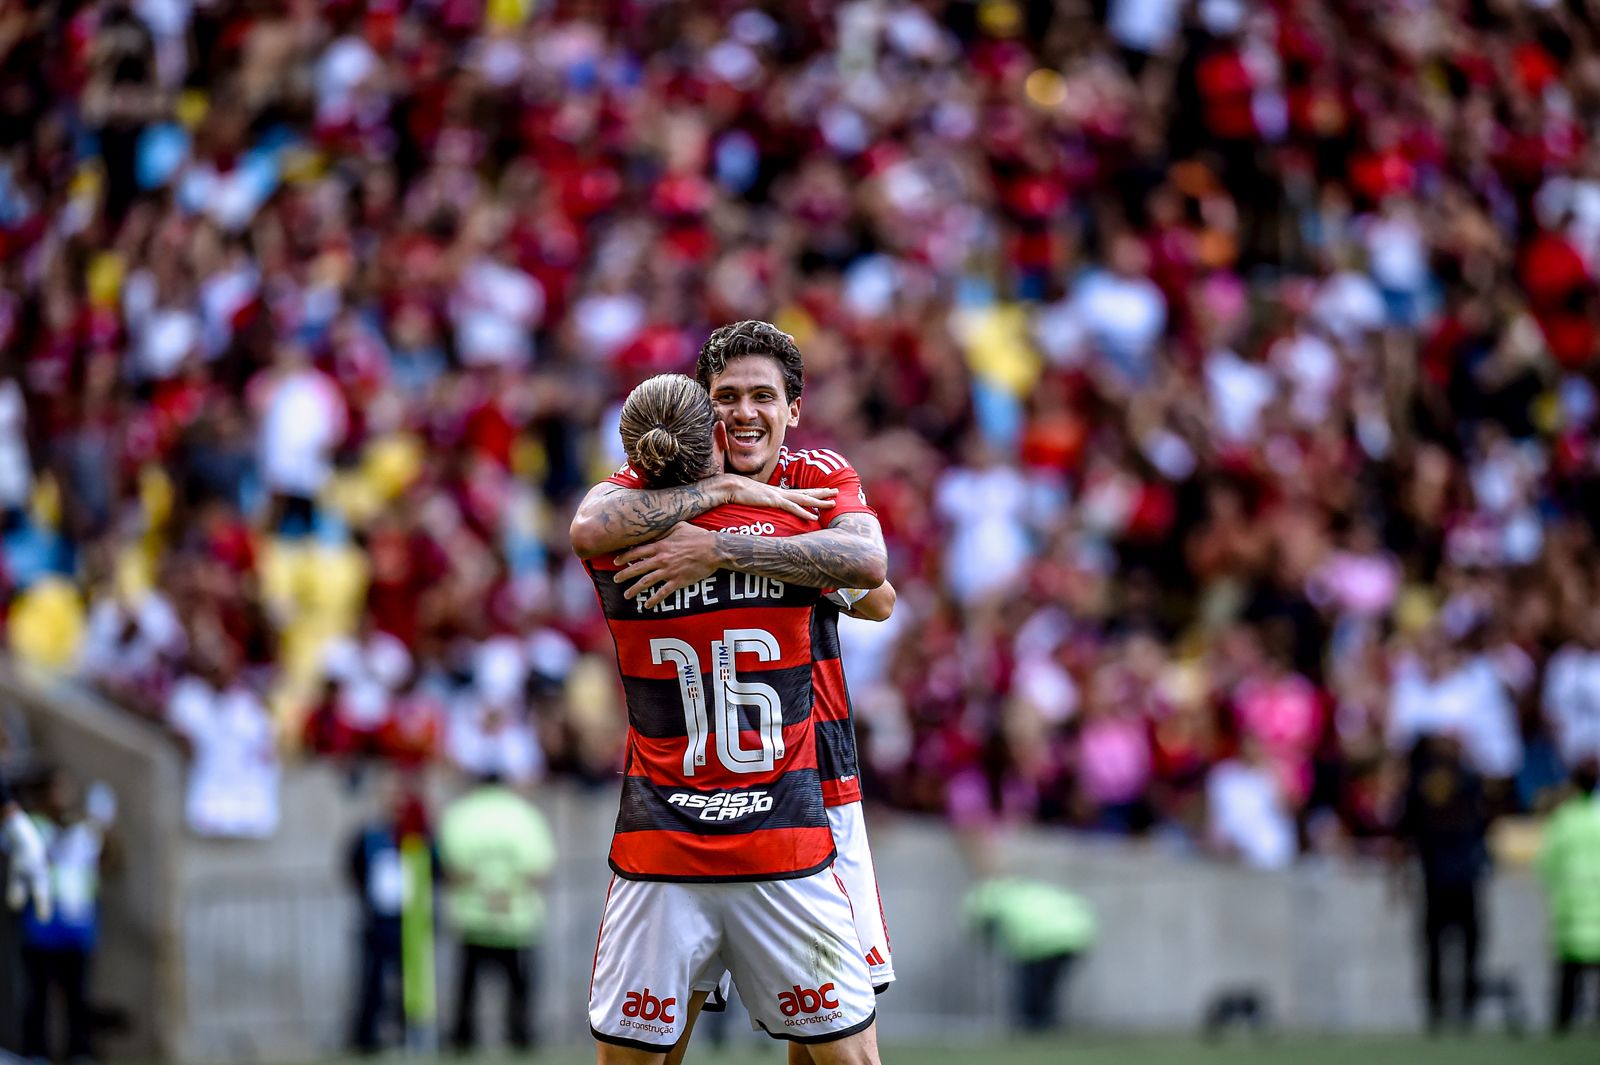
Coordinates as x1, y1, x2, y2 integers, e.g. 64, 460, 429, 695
586, 479, 835, 883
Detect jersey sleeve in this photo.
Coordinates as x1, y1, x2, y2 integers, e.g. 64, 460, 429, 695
604, 464, 647, 489
787, 449, 877, 523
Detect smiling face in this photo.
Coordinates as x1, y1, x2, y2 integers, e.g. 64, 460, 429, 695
706, 354, 800, 482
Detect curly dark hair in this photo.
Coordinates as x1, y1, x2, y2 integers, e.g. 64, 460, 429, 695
695, 320, 805, 402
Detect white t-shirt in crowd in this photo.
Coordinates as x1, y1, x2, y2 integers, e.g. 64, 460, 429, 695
1205, 347, 1277, 443
453, 256, 544, 367
168, 676, 280, 838
1387, 655, 1523, 778
571, 291, 645, 362
447, 696, 544, 785
1362, 208, 1430, 295
1543, 643, 1600, 766
1207, 759, 1296, 870
1072, 268, 1167, 378
258, 368, 347, 498
1109, 0, 1184, 54
0, 378, 31, 509
135, 305, 202, 381
316, 35, 381, 125
1312, 270, 1386, 345
80, 591, 186, 682
838, 606, 906, 698
323, 630, 413, 731
1270, 329, 1341, 427
936, 463, 1032, 604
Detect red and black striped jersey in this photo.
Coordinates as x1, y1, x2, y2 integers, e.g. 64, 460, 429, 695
589, 471, 836, 882
610, 448, 881, 808
772, 447, 876, 808
602, 446, 881, 824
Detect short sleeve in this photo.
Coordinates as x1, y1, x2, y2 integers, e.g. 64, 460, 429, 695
786, 449, 877, 523
605, 464, 647, 489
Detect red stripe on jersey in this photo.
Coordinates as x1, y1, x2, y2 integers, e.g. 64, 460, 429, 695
775, 447, 877, 523
609, 608, 817, 676
629, 721, 818, 789
822, 777, 863, 806
609, 827, 836, 882
812, 658, 851, 722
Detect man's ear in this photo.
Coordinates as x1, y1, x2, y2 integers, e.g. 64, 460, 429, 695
712, 420, 729, 466
789, 396, 801, 427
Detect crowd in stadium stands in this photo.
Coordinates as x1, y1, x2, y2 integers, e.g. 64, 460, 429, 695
2, 0, 1600, 859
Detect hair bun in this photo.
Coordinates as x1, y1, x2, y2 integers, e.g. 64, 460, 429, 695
635, 426, 680, 477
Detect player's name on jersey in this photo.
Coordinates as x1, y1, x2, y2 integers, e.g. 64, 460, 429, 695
631, 573, 793, 615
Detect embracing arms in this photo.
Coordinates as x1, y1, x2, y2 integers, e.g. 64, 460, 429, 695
610, 512, 889, 608
568, 476, 838, 559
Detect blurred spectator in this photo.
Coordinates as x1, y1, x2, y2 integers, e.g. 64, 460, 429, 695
250, 342, 347, 538
1388, 634, 1521, 783
1543, 613, 1600, 769
1537, 757, 1600, 1035
438, 773, 556, 1052
1206, 737, 1296, 871
20, 770, 116, 1065
166, 651, 279, 838
346, 780, 433, 1056
965, 876, 1096, 1033
1396, 736, 1493, 1033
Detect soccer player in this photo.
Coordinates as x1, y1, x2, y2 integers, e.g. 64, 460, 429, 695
571, 322, 897, 1063
577, 374, 883, 1065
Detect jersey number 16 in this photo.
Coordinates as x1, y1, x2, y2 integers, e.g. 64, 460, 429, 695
650, 629, 785, 777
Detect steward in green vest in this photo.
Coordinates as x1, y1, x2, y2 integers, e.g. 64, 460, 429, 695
438, 775, 556, 1051
1538, 759, 1600, 1033
965, 876, 1097, 1032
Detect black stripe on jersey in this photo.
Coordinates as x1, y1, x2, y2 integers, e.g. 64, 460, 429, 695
613, 769, 829, 836
810, 601, 842, 662
588, 565, 820, 619
620, 663, 814, 738
814, 718, 860, 784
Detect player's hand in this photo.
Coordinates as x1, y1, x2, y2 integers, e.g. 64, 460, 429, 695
3, 808, 52, 922
718, 475, 836, 519
614, 523, 722, 608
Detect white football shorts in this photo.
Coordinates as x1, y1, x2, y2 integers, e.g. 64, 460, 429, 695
691, 801, 894, 1001
827, 801, 894, 988
589, 866, 877, 1049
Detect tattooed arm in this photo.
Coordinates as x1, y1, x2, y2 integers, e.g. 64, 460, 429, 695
568, 477, 838, 559
613, 513, 889, 607
569, 479, 726, 560
712, 513, 888, 589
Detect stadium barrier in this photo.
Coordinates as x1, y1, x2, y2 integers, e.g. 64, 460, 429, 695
7, 674, 1555, 1060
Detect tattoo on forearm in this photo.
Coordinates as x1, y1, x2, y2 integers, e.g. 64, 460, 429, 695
719, 514, 886, 589
590, 483, 719, 548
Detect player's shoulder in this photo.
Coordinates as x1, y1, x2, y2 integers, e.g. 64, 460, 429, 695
605, 463, 646, 489
778, 446, 858, 487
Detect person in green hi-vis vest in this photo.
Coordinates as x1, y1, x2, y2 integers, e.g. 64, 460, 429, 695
964, 876, 1097, 1032
1537, 757, 1600, 1034
438, 772, 557, 1052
